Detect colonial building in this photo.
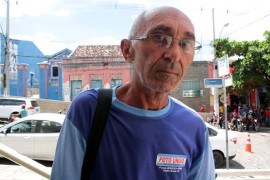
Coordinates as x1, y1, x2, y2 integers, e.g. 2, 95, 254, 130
61, 45, 131, 101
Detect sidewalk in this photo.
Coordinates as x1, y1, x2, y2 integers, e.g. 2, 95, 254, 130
216, 169, 270, 180
1, 164, 270, 180
217, 176, 270, 180
0, 164, 51, 180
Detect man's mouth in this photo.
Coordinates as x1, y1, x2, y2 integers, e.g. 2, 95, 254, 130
157, 70, 178, 76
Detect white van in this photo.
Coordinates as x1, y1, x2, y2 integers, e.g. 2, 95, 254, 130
0, 97, 40, 122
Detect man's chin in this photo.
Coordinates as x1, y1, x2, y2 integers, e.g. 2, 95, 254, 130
144, 84, 178, 94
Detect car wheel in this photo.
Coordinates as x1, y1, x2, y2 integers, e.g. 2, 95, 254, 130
213, 151, 224, 168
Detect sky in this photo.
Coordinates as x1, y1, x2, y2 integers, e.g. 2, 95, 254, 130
0, 0, 269, 61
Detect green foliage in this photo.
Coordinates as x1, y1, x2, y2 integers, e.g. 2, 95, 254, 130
214, 31, 270, 96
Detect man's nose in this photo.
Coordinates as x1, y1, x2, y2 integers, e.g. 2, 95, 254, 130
163, 40, 183, 62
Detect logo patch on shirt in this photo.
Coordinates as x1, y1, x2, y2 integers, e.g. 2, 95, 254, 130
156, 154, 187, 173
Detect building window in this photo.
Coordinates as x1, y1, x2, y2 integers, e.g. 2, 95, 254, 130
91, 80, 103, 89
182, 80, 203, 97
111, 79, 123, 88
51, 66, 58, 78
110, 73, 124, 88
182, 80, 200, 90
89, 74, 104, 89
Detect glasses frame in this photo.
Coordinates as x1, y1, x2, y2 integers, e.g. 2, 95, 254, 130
129, 34, 202, 55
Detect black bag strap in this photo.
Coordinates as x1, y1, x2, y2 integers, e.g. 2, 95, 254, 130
81, 89, 113, 180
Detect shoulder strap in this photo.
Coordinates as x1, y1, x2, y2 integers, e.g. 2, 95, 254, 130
81, 89, 112, 180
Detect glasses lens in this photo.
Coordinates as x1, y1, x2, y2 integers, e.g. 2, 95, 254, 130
179, 39, 195, 54
150, 34, 172, 48
146, 34, 201, 55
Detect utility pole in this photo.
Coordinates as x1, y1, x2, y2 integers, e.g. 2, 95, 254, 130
212, 8, 219, 118
3, 0, 10, 96
213, 8, 230, 170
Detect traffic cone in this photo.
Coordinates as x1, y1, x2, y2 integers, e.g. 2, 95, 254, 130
245, 133, 252, 152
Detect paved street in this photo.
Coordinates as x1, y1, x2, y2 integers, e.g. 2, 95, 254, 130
0, 159, 52, 180
218, 126, 270, 169
0, 127, 269, 179
216, 126, 270, 179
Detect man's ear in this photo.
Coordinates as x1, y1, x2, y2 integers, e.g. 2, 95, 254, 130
120, 39, 134, 63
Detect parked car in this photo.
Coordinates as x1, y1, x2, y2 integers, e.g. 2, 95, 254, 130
0, 97, 40, 122
0, 113, 65, 161
206, 122, 237, 168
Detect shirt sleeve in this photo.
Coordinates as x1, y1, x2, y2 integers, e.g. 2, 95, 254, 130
50, 117, 86, 180
187, 129, 216, 180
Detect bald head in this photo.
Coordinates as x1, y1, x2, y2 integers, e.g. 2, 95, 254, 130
128, 6, 194, 38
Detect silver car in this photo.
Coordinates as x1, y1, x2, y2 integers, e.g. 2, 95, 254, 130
0, 113, 65, 161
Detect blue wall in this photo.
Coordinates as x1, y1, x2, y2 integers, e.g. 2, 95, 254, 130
42, 49, 71, 100
0, 35, 47, 96
39, 67, 46, 98
16, 39, 47, 94
1, 33, 72, 100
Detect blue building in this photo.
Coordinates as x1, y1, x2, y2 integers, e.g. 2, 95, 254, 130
0, 33, 72, 100
38, 48, 72, 100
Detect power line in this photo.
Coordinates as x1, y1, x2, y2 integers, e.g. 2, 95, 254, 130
0, 53, 65, 60
224, 12, 270, 37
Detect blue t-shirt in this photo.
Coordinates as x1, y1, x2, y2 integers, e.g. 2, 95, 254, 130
51, 88, 215, 180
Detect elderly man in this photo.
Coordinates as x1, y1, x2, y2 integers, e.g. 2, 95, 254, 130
51, 6, 215, 180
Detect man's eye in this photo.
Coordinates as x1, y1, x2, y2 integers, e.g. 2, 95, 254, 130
152, 35, 164, 41
180, 40, 193, 48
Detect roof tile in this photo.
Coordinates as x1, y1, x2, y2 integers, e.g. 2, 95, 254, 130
70, 45, 122, 58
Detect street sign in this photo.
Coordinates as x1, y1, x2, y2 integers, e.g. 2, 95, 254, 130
217, 55, 230, 77
204, 78, 223, 88
224, 75, 233, 87
182, 90, 203, 97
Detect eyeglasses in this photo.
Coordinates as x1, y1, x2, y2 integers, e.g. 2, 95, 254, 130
129, 34, 202, 55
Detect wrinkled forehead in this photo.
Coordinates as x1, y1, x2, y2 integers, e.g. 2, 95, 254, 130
140, 7, 195, 38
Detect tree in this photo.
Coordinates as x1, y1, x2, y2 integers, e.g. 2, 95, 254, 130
214, 31, 270, 96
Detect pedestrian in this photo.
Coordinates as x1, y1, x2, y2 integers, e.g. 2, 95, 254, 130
265, 107, 270, 126
51, 6, 215, 180
200, 104, 206, 112
19, 104, 28, 118
11, 104, 28, 122
219, 103, 224, 114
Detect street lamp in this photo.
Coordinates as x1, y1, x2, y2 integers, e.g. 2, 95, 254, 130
212, 8, 230, 118
219, 23, 230, 39
216, 22, 230, 116
212, 9, 231, 170
213, 22, 230, 114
